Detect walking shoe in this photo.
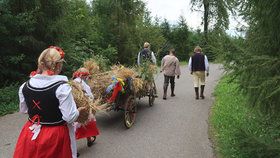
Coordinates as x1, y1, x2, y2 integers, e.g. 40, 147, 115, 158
87, 136, 96, 147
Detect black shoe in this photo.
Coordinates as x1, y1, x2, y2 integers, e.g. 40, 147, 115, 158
87, 136, 96, 147
77, 152, 80, 157
171, 93, 175, 97
163, 97, 167, 100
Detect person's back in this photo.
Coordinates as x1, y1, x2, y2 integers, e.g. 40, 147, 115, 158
137, 42, 156, 65
139, 48, 152, 62
161, 54, 180, 77
191, 53, 205, 72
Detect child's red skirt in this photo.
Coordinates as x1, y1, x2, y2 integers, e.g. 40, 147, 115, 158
75, 120, 99, 139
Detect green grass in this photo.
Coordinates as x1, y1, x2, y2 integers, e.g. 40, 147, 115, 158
0, 84, 19, 116
180, 61, 188, 66
210, 76, 280, 158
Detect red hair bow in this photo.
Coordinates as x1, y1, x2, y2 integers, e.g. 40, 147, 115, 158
73, 71, 90, 78
49, 46, 65, 59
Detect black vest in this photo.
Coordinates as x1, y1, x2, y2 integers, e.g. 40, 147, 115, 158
191, 53, 206, 71
140, 48, 152, 63
22, 80, 67, 126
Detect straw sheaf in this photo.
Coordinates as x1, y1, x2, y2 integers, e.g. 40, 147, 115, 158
69, 81, 101, 124
83, 60, 100, 74
149, 65, 158, 74
111, 65, 137, 80
87, 73, 112, 98
133, 78, 144, 94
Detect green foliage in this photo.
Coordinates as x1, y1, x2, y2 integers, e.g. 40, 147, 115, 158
137, 61, 157, 82
211, 76, 280, 158
0, 83, 19, 116
90, 54, 111, 72
93, 0, 146, 64
0, 0, 67, 87
223, 0, 280, 115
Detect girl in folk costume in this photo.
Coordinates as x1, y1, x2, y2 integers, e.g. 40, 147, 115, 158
14, 46, 86, 158
73, 67, 100, 147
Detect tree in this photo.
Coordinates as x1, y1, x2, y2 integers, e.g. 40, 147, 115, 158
93, 0, 145, 64
0, 0, 67, 87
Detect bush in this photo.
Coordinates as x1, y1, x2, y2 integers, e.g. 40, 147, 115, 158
210, 76, 280, 158
0, 84, 19, 116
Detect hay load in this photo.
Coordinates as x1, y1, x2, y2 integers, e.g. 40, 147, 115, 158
81, 59, 157, 100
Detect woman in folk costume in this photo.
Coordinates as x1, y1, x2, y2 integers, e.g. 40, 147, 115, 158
14, 46, 86, 158
73, 67, 100, 147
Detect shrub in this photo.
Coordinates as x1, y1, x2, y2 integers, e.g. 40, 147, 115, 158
0, 84, 19, 116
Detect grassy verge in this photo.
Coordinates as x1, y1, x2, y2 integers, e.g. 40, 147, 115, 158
0, 84, 19, 116
210, 76, 280, 158
180, 61, 187, 66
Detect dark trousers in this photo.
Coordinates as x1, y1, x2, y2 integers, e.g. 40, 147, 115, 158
164, 75, 175, 86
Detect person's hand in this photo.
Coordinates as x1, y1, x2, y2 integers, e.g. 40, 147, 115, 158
160, 70, 163, 73
206, 72, 209, 77
177, 75, 180, 79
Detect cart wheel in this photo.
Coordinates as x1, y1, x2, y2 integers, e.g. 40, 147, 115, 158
149, 88, 155, 107
124, 95, 136, 129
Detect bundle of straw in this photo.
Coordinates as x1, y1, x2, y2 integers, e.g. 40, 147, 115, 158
69, 81, 101, 124
111, 65, 137, 80
87, 72, 112, 98
83, 59, 100, 74
133, 78, 144, 94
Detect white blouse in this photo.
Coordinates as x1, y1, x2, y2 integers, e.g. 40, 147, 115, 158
73, 77, 94, 100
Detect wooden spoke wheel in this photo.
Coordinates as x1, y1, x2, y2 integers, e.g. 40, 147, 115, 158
124, 95, 136, 129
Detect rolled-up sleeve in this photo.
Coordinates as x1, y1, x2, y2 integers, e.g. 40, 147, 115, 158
161, 57, 165, 71
56, 84, 79, 123
19, 83, 28, 113
204, 55, 209, 73
137, 52, 141, 66
151, 52, 157, 64
188, 57, 192, 71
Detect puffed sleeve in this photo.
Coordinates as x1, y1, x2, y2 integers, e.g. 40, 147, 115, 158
82, 80, 94, 100
19, 83, 28, 113
56, 83, 79, 123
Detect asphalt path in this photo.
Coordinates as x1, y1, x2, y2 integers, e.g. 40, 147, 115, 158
0, 64, 223, 158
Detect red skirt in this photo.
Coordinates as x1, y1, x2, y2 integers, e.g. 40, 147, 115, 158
14, 121, 72, 158
75, 120, 100, 139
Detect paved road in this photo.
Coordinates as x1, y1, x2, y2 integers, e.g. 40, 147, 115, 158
0, 64, 223, 158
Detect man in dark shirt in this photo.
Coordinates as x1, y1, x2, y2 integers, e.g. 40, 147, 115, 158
188, 46, 209, 99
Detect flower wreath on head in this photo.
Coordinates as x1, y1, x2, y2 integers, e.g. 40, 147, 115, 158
73, 71, 90, 78
49, 46, 65, 59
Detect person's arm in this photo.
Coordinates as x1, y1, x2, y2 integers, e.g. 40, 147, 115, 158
151, 52, 157, 64
175, 58, 181, 77
188, 57, 192, 73
19, 83, 28, 113
161, 57, 165, 72
82, 80, 94, 100
137, 52, 141, 66
56, 84, 79, 124
204, 55, 209, 75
